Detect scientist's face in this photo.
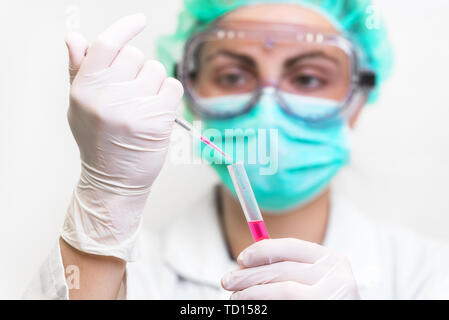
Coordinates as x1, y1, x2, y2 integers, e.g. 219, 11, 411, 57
183, 4, 363, 212
188, 4, 364, 126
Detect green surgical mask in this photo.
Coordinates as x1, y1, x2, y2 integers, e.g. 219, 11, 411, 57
197, 90, 351, 213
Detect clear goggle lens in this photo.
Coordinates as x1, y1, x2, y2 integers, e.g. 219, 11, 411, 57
181, 23, 360, 122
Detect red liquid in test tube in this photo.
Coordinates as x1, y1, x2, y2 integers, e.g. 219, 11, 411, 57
248, 220, 270, 242
227, 163, 270, 242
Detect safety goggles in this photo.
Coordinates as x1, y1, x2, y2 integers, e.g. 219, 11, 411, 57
177, 20, 375, 124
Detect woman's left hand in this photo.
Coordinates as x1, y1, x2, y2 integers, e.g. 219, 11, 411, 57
221, 238, 360, 300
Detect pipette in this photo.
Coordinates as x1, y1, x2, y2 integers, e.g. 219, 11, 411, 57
175, 117, 269, 242
174, 117, 233, 163
227, 162, 270, 242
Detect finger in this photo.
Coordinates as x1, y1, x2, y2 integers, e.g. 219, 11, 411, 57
81, 13, 146, 73
108, 45, 145, 81
237, 238, 328, 267
314, 257, 359, 299
64, 32, 88, 83
135, 60, 167, 95
155, 77, 184, 111
222, 260, 328, 291
230, 281, 311, 300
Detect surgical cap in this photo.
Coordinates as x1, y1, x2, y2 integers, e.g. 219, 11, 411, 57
157, 0, 394, 104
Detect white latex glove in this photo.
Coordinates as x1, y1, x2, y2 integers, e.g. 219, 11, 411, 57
221, 238, 360, 300
61, 14, 183, 261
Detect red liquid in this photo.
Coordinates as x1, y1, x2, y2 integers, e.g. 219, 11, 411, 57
248, 220, 270, 242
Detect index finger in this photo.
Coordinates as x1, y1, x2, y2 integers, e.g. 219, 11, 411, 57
81, 13, 147, 73
65, 32, 88, 83
237, 238, 329, 267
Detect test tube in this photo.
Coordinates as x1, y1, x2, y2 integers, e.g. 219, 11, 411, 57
227, 163, 270, 242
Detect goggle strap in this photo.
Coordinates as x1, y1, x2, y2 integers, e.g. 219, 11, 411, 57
359, 70, 376, 89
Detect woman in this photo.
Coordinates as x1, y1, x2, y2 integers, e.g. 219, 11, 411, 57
24, 0, 448, 299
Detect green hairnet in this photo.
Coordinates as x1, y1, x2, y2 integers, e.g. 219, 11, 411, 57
157, 0, 394, 105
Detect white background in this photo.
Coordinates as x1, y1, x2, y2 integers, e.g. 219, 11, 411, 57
0, 0, 448, 299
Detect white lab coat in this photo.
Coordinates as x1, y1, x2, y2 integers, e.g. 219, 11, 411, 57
23, 187, 449, 299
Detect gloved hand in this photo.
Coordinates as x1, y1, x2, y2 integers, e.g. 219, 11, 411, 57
221, 238, 360, 299
61, 14, 184, 262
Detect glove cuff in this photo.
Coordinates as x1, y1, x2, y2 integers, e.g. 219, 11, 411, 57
60, 174, 150, 262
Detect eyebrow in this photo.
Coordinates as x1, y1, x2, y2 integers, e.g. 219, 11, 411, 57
203, 49, 339, 70
284, 51, 339, 69
205, 50, 256, 68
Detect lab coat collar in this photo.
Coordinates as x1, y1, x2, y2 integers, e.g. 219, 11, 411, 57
162, 185, 238, 288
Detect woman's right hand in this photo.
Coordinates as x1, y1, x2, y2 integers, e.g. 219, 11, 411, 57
62, 14, 184, 262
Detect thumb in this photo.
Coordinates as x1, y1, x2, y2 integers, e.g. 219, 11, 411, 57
64, 32, 88, 84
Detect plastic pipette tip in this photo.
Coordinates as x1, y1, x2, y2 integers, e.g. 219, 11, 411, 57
174, 117, 233, 163
199, 135, 233, 163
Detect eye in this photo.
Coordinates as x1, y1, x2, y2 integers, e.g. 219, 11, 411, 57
213, 67, 257, 92
291, 74, 326, 90
216, 72, 246, 87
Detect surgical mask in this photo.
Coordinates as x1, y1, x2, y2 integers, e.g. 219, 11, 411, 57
197, 89, 351, 213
